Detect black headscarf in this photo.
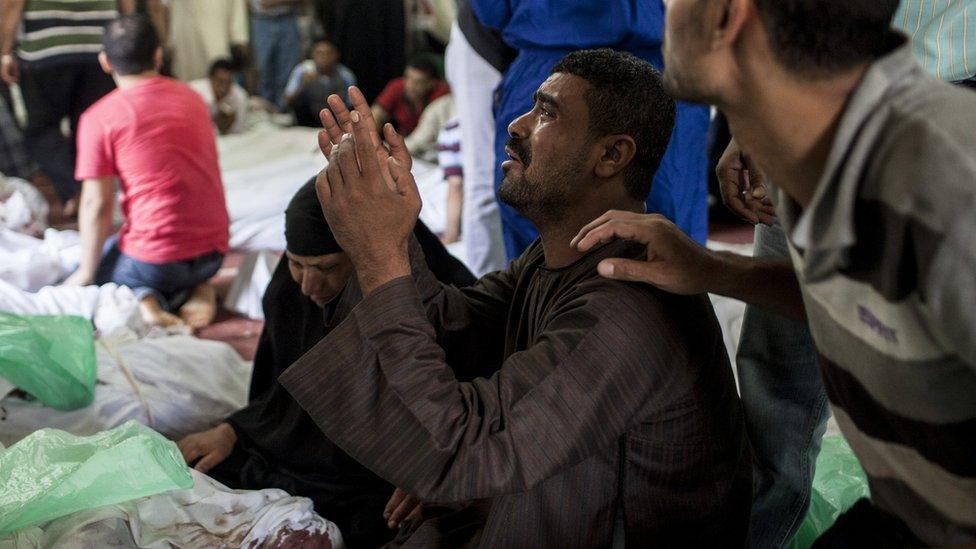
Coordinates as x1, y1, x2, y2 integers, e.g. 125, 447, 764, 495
284, 178, 341, 257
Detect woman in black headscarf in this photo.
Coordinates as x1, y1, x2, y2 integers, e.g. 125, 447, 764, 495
177, 178, 475, 548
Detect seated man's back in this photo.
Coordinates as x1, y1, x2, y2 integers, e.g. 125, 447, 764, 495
71, 15, 229, 328
78, 75, 229, 264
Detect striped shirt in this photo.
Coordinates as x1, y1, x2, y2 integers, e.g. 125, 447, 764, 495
893, 0, 976, 83
776, 36, 976, 545
436, 117, 462, 178
16, 0, 118, 66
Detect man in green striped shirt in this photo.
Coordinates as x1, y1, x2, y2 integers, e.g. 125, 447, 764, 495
0, 0, 137, 208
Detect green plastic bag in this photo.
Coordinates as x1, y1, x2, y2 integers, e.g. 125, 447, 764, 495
0, 421, 194, 535
787, 435, 872, 548
0, 312, 96, 411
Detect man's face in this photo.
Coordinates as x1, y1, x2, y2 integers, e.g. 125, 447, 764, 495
403, 67, 435, 103
211, 68, 233, 101
661, 0, 720, 103
312, 42, 339, 74
498, 73, 592, 223
286, 251, 354, 308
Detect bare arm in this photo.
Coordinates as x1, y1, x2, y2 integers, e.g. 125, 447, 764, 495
572, 210, 806, 320
64, 178, 114, 286
0, 0, 25, 84
441, 175, 462, 244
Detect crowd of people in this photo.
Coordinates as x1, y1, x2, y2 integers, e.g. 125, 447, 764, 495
0, 0, 974, 547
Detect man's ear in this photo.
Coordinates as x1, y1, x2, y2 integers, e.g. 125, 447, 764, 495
98, 51, 112, 75
153, 47, 163, 71
594, 135, 637, 179
711, 0, 752, 52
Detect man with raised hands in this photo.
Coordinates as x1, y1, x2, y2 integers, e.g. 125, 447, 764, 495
280, 49, 752, 547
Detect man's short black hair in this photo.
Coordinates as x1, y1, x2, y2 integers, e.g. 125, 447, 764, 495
754, 0, 900, 75
208, 58, 235, 77
552, 49, 675, 201
406, 55, 439, 80
103, 14, 160, 76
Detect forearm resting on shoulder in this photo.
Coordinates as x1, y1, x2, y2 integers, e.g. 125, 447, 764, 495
708, 251, 807, 320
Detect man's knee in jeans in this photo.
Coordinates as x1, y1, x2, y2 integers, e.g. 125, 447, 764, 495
99, 249, 223, 311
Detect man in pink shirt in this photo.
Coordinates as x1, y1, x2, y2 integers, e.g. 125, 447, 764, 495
66, 15, 230, 329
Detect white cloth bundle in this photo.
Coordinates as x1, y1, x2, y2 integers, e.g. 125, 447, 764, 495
0, 333, 250, 447
0, 470, 344, 548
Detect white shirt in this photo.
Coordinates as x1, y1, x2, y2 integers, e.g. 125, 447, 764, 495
189, 78, 249, 135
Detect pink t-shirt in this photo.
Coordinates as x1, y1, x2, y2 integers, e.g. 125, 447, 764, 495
76, 76, 230, 264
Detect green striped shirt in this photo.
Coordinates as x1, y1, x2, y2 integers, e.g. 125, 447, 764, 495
17, 0, 118, 64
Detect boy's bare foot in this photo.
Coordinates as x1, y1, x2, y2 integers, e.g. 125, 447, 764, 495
139, 296, 185, 328
178, 283, 217, 329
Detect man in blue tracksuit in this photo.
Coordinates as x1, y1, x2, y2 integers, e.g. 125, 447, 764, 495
472, 0, 710, 259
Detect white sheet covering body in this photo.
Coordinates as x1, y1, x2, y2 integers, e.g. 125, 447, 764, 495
0, 229, 79, 291
0, 333, 250, 447
0, 279, 142, 336
0, 470, 344, 548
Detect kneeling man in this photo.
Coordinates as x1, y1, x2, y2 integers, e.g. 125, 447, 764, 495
282, 50, 752, 547
66, 15, 229, 329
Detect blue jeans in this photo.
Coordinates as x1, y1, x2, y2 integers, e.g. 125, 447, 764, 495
737, 223, 830, 548
252, 15, 301, 108
94, 236, 223, 312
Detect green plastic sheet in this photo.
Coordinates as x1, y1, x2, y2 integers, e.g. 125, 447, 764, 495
0, 312, 96, 411
787, 435, 871, 548
0, 421, 194, 535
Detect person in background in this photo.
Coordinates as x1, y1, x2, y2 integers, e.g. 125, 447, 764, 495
371, 56, 449, 136
190, 58, 249, 135
0, 0, 138, 215
249, 0, 303, 109
284, 38, 356, 127
471, 0, 711, 261
403, 94, 454, 161
313, 0, 405, 103
179, 179, 474, 549
443, 0, 514, 276
435, 117, 462, 245
574, 0, 976, 545
67, 15, 229, 330
0, 90, 37, 181
893, 1, 976, 86
162, 0, 249, 83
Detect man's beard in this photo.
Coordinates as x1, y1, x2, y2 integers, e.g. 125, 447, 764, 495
498, 137, 582, 225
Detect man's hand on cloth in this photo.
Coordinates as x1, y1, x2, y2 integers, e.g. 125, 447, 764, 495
314, 86, 422, 294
